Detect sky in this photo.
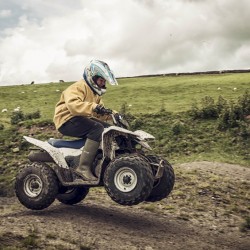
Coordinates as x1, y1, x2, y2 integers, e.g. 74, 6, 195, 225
0, 0, 249, 86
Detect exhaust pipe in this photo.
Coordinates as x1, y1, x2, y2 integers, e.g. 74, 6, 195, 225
28, 151, 54, 163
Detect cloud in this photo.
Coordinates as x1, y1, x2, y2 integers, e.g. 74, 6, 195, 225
0, 0, 249, 85
0, 9, 12, 18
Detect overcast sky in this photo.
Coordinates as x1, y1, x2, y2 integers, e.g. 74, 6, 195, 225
0, 0, 249, 86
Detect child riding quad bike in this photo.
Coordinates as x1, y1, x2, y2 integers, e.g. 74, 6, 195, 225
15, 111, 175, 210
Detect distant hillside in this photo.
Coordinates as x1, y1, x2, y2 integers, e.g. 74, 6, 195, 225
121, 69, 250, 79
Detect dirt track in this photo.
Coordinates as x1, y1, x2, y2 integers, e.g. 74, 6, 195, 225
0, 162, 249, 250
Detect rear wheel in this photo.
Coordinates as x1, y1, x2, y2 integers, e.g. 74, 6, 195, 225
145, 155, 175, 202
57, 187, 89, 205
15, 163, 59, 210
104, 155, 154, 206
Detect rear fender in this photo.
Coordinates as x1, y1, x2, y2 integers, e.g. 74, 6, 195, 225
24, 136, 70, 169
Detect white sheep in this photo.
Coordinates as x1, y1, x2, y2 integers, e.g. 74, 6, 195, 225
1, 108, 8, 113
13, 107, 20, 112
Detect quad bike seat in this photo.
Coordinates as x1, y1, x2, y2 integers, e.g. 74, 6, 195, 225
48, 138, 86, 149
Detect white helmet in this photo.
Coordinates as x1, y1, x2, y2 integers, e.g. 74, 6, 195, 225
83, 60, 118, 95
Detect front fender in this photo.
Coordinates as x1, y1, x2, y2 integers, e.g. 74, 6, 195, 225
101, 126, 154, 159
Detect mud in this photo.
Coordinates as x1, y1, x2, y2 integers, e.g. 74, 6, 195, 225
0, 162, 249, 250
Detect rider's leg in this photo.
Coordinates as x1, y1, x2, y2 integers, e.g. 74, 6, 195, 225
75, 138, 100, 180
58, 116, 108, 180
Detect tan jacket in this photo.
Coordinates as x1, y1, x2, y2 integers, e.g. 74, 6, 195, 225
53, 79, 106, 130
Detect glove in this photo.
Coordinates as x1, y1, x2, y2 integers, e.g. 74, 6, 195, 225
93, 105, 112, 115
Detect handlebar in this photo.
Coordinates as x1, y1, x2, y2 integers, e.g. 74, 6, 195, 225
111, 113, 129, 129
93, 105, 129, 129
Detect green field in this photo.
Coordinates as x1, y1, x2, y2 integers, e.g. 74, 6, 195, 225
0, 73, 249, 196
0, 73, 249, 125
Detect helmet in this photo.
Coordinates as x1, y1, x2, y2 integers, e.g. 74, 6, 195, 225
83, 60, 118, 96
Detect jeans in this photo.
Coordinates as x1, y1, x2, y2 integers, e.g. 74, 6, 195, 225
58, 116, 110, 142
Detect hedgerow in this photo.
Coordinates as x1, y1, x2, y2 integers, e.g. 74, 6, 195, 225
189, 91, 250, 132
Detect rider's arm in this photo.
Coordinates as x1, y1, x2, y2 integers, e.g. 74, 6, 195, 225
64, 81, 100, 117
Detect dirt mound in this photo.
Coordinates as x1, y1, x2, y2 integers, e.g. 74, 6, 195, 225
0, 162, 249, 249
178, 161, 250, 180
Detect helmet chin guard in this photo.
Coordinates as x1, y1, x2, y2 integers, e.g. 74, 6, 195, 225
83, 60, 118, 96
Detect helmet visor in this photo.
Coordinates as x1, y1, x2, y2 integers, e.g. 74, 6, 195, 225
90, 60, 118, 86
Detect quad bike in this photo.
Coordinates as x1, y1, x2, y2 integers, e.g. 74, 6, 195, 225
15, 111, 175, 210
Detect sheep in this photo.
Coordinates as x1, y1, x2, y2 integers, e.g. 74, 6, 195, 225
1, 108, 8, 113
13, 107, 20, 112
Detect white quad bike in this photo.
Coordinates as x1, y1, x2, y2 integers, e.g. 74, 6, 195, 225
15, 112, 175, 210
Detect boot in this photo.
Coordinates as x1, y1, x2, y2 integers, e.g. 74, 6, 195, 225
74, 139, 100, 181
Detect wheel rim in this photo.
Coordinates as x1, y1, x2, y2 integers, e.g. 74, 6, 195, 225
114, 167, 137, 192
23, 174, 43, 198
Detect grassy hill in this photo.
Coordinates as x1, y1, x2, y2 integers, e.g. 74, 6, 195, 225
0, 73, 249, 195
1, 73, 250, 122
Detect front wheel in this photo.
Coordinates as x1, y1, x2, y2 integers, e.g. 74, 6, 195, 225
15, 163, 59, 210
104, 155, 154, 206
57, 187, 89, 205
145, 155, 175, 202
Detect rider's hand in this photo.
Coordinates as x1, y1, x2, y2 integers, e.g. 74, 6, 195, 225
94, 105, 112, 115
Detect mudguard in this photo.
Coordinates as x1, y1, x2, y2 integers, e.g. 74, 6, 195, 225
101, 126, 154, 159
133, 130, 155, 140
23, 136, 74, 169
